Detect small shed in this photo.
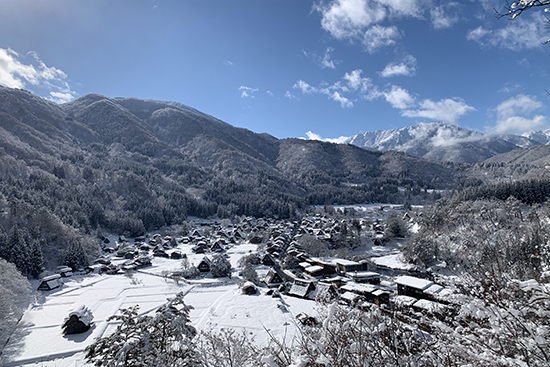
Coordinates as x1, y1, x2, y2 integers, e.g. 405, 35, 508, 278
241, 281, 258, 295
170, 250, 185, 260
57, 266, 73, 278
62, 305, 94, 334
38, 274, 63, 291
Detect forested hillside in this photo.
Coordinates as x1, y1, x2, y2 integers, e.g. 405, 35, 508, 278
0, 87, 474, 274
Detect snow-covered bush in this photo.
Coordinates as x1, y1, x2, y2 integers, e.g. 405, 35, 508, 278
240, 263, 260, 285
197, 328, 260, 367
85, 292, 200, 367
181, 258, 200, 279
210, 254, 232, 278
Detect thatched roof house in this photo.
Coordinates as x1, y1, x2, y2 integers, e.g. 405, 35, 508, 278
62, 305, 93, 334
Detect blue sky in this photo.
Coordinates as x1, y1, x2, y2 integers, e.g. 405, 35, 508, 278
1, 0, 549, 140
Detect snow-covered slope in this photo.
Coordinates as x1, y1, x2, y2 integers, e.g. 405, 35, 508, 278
523, 129, 550, 145
340, 122, 542, 164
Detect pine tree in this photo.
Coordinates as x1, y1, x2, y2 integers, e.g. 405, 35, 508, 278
28, 240, 44, 278
62, 238, 88, 270
5, 225, 31, 277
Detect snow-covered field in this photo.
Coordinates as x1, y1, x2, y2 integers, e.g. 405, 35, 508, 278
2, 242, 316, 367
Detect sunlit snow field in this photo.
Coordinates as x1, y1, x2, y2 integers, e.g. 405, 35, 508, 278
2, 242, 314, 367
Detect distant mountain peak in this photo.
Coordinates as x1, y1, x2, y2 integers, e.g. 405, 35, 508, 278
338, 122, 542, 164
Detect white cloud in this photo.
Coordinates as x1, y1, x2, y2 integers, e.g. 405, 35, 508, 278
313, 0, 424, 52
491, 115, 547, 134
487, 94, 547, 134
362, 25, 401, 53
343, 69, 372, 91
330, 91, 354, 108
293, 80, 317, 94
498, 82, 522, 94
305, 130, 351, 143
306, 131, 324, 140
0, 47, 77, 103
467, 13, 550, 51
266, 90, 275, 97
495, 94, 543, 120
401, 98, 475, 124
239, 86, 259, 98
384, 85, 415, 109
303, 47, 341, 69
223, 60, 233, 66
321, 47, 337, 69
379, 55, 417, 77
430, 3, 460, 30
49, 91, 75, 104
313, 0, 387, 40
285, 91, 297, 99
292, 68, 380, 108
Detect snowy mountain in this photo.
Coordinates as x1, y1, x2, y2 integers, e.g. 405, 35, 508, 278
523, 129, 550, 145
340, 122, 542, 164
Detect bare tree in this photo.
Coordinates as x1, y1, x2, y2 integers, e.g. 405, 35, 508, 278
497, 1, 550, 19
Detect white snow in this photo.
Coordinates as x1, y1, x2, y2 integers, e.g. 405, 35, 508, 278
372, 254, 414, 270
1, 241, 318, 367
395, 275, 433, 290
64, 305, 93, 326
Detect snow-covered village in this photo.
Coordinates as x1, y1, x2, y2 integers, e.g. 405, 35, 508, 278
2, 202, 550, 366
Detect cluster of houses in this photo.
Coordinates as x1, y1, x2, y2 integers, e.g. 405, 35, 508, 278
40, 213, 456, 321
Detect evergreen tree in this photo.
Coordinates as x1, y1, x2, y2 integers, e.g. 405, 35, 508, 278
4, 225, 31, 277
62, 238, 88, 270
28, 240, 44, 278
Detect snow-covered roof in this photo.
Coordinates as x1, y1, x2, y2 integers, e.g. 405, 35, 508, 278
64, 305, 94, 326
289, 280, 312, 298
424, 284, 444, 295
341, 283, 378, 294
413, 299, 446, 313
340, 291, 361, 302
241, 281, 257, 290
42, 274, 61, 281
304, 265, 324, 274
346, 271, 379, 279
335, 259, 360, 266
395, 276, 433, 291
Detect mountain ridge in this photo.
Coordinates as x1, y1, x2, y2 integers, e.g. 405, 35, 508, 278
337, 121, 546, 164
